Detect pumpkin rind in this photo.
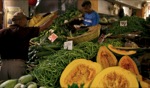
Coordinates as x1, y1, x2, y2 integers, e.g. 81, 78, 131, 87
108, 44, 136, 55
90, 66, 139, 88
96, 46, 118, 69
60, 59, 103, 88
140, 80, 150, 88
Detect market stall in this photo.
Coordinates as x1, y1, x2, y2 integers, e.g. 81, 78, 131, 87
0, 0, 150, 88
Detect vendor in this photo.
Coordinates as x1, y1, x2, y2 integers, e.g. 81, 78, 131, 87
0, 11, 57, 81
74, 0, 100, 29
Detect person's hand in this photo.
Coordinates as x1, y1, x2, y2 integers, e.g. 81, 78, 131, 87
78, 17, 84, 21
74, 25, 81, 30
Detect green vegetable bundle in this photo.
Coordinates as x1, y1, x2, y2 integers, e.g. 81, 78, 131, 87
29, 8, 82, 45
30, 42, 99, 87
107, 16, 147, 36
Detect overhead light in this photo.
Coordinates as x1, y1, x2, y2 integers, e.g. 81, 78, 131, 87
146, 0, 150, 2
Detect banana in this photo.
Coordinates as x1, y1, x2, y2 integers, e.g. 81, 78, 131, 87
28, 14, 43, 27
34, 11, 58, 27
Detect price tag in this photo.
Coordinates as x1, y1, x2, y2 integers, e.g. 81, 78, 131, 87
64, 41, 73, 50
120, 20, 127, 26
48, 33, 58, 42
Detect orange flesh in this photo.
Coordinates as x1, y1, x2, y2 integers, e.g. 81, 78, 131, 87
120, 58, 138, 75
100, 51, 114, 68
102, 72, 129, 88
65, 64, 96, 86
100, 51, 109, 68
112, 47, 130, 53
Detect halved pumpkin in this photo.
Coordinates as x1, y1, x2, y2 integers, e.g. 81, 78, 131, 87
140, 80, 150, 88
96, 46, 118, 69
59, 59, 103, 88
90, 66, 139, 88
118, 55, 140, 76
108, 44, 136, 55
118, 56, 143, 81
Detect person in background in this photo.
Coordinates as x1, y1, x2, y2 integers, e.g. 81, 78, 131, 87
74, 0, 100, 29
0, 11, 57, 81
141, 1, 148, 19
131, 9, 137, 16
129, 7, 136, 17
118, 5, 124, 18
129, 7, 133, 16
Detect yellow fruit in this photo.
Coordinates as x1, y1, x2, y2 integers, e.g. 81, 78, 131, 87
96, 46, 118, 69
118, 55, 140, 76
140, 80, 150, 88
34, 11, 57, 27
28, 14, 43, 27
90, 66, 139, 88
60, 59, 103, 88
108, 44, 136, 55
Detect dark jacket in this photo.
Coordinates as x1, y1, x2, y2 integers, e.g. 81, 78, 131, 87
0, 24, 39, 60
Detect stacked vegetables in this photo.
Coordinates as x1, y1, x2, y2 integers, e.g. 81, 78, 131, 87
0, 74, 47, 88
30, 42, 99, 87
28, 8, 82, 63
3, 7, 150, 88
107, 16, 148, 36
29, 39, 123, 87
27, 10, 124, 86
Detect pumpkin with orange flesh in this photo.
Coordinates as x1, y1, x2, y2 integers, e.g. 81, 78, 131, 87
96, 46, 118, 69
108, 44, 136, 55
118, 55, 140, 76
118, 55, 143, 82
140, 80, 150, 88
90, 66, 139, 88
59, 59, 103, 88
